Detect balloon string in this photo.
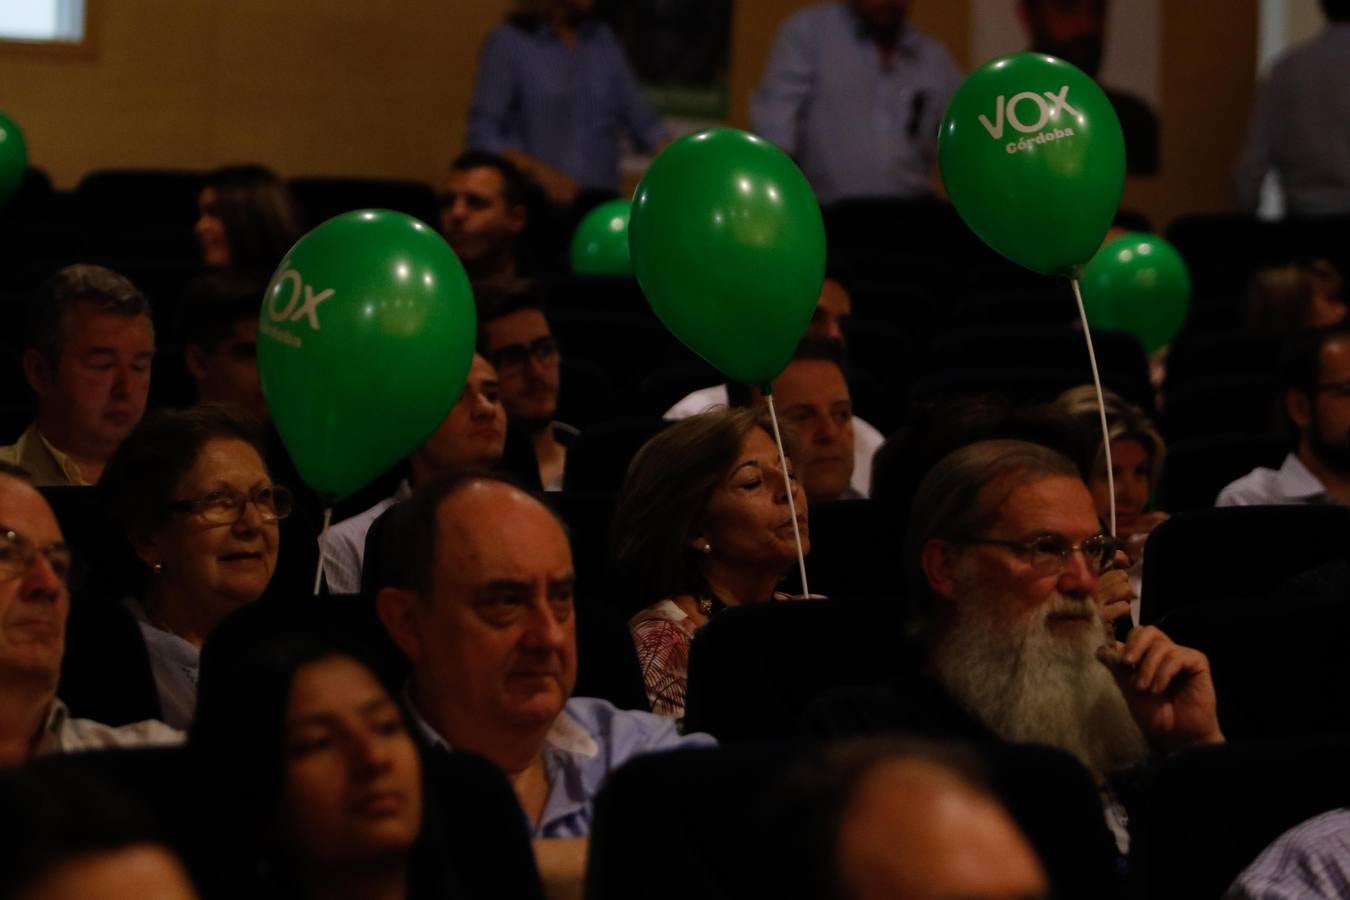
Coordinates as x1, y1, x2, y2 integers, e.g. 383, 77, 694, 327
1072, 278, 1116, 538
766, 394, 811, 598
313, 507, 333, 596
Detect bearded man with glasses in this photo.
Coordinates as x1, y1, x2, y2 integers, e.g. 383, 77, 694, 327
808, 439, 1224, 861
0, 462, 180, 764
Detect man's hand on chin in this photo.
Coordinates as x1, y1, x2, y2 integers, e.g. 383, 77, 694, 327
1097, 625, 1226, 753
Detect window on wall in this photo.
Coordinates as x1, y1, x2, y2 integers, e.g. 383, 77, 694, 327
0, 0, 85, 43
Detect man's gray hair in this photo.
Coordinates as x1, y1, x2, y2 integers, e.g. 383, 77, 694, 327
903, 439, 1081, 617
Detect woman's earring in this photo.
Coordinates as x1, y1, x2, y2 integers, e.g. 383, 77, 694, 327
701, 543, 713, 554
151, 562, 163, 575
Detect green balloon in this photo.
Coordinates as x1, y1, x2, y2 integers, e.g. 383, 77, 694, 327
0, 111, 29, 208
1080, 233, 1191, 353
629, 128, 826, 387
571, 199, 633, 275
939, 53, 1126, 277
258, 209, 476, 498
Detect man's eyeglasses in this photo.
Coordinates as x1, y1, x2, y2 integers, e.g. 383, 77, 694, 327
167, 485, 293, 526
488, 336, 559, 373
953, 533, 1122, 575
1313, 380, 1350, 399
0, 528, 72, 584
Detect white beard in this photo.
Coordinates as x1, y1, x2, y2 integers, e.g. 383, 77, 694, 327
930, 586, 1151, 781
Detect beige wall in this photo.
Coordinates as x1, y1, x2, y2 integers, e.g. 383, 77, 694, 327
0, 0, 1257, 229
0, 0, 511, 187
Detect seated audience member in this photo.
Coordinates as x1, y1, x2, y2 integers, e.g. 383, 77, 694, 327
0, 765, 198, 899
180, 272, 267, 421
612, 408, 809, 721
191, 630, 541, 900
665, 276, 883, 497
809, 440, 1224, 853
0, 463, 180, 764
194, 164, 301, 282
1247, 259, 1347, 335
1052, 386, 1168, 553
440, 152, 529, 281
2, 265, 155, 486
373, 471, 714, 891
768, 337, 861, 502
99, 406, 286, 729
1218, 323, 1350, 506
1235, 0, 1350, 217
320, 353, 506, 594
477, 282, 574, 490
1226, 808, 1350, 899
770, 739, 1049, 900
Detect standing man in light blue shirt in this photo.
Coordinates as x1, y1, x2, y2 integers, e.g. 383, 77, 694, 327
1235, 0, 1350, 217
467, 0, 670, 206
374, 469, 714, 895
751, 1, 963, 204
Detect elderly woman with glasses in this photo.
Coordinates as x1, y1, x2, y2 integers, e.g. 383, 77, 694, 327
99, 405, 289, 729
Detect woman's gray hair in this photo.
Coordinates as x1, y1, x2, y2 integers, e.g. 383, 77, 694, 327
1052, 386, 1166, 490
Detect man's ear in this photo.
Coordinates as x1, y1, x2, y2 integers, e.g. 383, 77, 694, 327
1286, 387, 1313, 432
505, 202, 527, 236
920, 539, 960, 602
184, 344, 210, 383
376, 587, 424, 664
21, 348, 52, 398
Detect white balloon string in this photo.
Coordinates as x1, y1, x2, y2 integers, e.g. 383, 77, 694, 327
313, 506, 333, 596
1072, 277, 1116, 537
766, 393, 811, 598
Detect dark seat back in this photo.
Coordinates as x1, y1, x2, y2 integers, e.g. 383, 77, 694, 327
1154, 434, 1288, 513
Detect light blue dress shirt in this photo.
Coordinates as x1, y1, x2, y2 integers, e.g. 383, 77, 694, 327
411, 695, 716, 838
467, 18, 669, 191
1227, 809, 1350, 899
1235, 24, 1350, 217
1215, 453, 1332, 507
751, 3, 963, 204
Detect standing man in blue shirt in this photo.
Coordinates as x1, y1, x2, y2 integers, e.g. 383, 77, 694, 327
751, 1, 963, 204
467, 0, 670, 207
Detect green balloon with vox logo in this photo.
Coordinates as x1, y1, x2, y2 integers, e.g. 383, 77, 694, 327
258, 209, 476, 498
939, 52, 1126, 278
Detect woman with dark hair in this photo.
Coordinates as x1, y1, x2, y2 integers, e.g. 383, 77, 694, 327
191, 632, 431, 900
98, 405, 288, 728
612, 407, 809, 722
195, 165, 301, 280
1247, 259, 1347, 335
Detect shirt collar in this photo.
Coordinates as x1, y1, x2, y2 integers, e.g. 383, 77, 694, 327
34, 698, 68, 757
1275, 453, 1332, 501
21, 424, 89, 486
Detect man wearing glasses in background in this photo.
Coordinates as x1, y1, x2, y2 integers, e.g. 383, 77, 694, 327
0, 462, 180, 764
476, 281, 575, 492
808, 440, 1224, 857
1218, 323, 1350, 507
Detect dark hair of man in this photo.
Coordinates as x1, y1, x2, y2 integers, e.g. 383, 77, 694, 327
473, 278, 548, 351
762, 738, 992, 900
203, 164, 301, 280
0, 461, 32, 482
0, 763, 171, 900
793, 334, 847, 367
903, 439, 1081, 631
180, 272, 264, 352
369, 467, 557, 597
1323, 0, 1350, 23
450, 151, 530, 210
1281, 321, 1350, 394
99, 404, 266, 542
611, 407, 800, 611
24, 264, 151, 365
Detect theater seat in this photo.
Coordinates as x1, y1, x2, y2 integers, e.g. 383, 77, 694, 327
1139, 737, 1350, 900
1154, 434, 1287, 513
1159, 376, 1280, 442
683, 600, 909, 743
1139, 505, 1350, 625
288, 176, 439, 230
562, 418, 670, 494
587, 741, 1125, 900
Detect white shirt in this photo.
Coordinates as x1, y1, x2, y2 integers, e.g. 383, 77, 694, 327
1215, 453, 1332, 507
320, 480, 415, 595
35, 698, 182, 757
126, 599, 201, 731
664, 385, 883, 497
